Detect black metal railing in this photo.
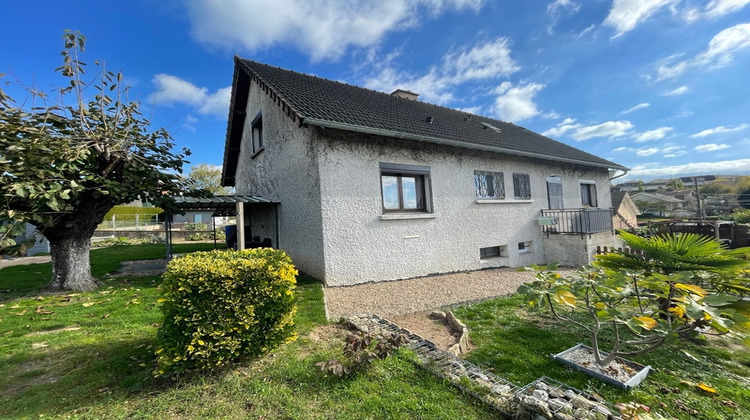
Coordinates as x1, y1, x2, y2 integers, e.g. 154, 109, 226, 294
540, 208, 614, 237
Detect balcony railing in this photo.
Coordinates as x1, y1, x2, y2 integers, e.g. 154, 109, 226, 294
539, 208, 614, 237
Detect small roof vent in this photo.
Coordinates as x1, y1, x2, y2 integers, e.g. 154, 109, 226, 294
391, 89, 419, 100
480, 122, 503, 134
425, 116, 433, 123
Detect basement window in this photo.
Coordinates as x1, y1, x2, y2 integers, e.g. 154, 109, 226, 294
480, 245, 508, 259
518, 241, 532, 253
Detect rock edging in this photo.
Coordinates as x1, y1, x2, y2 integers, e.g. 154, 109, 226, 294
344, 313, 625, 420
345, 313, 517, 417
428, 310, 470, 356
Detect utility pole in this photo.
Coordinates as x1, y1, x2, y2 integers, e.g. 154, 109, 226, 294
693, 177, 704, 221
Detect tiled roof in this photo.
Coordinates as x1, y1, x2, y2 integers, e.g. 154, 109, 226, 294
223, 57, 627, 185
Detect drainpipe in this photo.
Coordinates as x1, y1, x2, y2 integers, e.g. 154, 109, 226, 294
609, 168, 629, 181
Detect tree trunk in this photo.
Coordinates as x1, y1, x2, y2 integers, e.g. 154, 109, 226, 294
47, 235, 100, 292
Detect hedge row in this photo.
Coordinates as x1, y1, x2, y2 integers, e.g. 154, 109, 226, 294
104, 205, 164, 222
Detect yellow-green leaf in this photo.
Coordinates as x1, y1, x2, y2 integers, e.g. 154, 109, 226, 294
634, 316, 657, 330
697, 383, 717, 393
555, 290, 576, 308
675, 283, 707, 297
669, 305, 686, 318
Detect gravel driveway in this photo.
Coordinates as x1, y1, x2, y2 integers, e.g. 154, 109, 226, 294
324, 267, 541, 319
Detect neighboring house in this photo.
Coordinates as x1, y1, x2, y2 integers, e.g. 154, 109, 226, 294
16, 223, 49, 256
171, 210, 216, 226
221, 58, 628, 286
611, 191, 640, 230
631, 192, 686, 217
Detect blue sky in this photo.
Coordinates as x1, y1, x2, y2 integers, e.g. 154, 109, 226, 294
2, 0, 749, 181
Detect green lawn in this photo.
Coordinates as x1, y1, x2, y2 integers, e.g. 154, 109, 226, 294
0, 244, 494, 419
454, 294, 750, 420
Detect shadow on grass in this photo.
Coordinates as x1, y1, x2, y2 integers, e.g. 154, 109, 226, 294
0, 335, 165, 418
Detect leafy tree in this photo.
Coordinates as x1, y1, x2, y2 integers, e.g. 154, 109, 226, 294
519, 232, 749, 367
634, 200, 668, 217
0, 31, 190, 291
739, 188, 750, 210
666, 178, 684, 190
699, 180, 733, 195
187, 164, 234, 195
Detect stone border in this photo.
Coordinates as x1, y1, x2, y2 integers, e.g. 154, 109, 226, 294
428, 310, 470, 356
344, 313, 629, 419
345, 313, 518, 417
515, 377, 621, 420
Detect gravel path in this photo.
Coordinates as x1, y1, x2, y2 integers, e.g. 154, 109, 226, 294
324, 267, 540, 319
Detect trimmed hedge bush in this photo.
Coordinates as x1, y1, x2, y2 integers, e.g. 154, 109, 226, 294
155, 248, 298, 375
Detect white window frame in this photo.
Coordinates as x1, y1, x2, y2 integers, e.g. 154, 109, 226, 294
580, 180, 597, 207
380, 163, 432, 213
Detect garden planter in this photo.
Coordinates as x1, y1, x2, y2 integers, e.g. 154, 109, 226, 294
552, 344, 651, 390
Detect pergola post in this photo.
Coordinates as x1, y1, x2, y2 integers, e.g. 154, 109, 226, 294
236, 200, 245, 250
165, 213, 173, 260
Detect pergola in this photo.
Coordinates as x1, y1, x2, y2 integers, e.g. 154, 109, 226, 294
166, 195, 279, 260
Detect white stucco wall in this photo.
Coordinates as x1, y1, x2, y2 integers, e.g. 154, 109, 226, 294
233, 81, 326, 279
543, 232, 623, 267
314, 131, 614, 286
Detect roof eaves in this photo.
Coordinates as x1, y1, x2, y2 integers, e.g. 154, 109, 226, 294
302, 117, 628, 172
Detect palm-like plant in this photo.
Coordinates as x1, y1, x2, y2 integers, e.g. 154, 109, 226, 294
595, 231, 750, 294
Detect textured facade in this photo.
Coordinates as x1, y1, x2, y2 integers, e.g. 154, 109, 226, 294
223, 59, 628, 286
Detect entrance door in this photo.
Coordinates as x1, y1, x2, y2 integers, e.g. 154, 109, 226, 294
547, 177, 563, 209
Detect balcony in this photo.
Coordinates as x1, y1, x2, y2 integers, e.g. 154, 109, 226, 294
539, 208, 614, 237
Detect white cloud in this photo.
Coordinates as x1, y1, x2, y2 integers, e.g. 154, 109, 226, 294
628, 158, 750, 177
542, 117, 579, 137
492, 82, 545, 122
578, 24, 597, 38
662, 146, 687, 157
445, 38, 520, 83
656, 23, 750, 80
634, 126, 673, 142
690, 123, 749, 138
705, 0, 750, 18
151, 74, 231, 117
543, 118, 634, 140
637, 147, 661, 156
543, 111, 561, 119
363, 37, 518, 104
620, 102, 650, 114
186, 0, 484, 61
695, 143, 731, 152
603, 0, 678, 38
662, 85, 689, 96
571, 120, 634, 141
546, 0, 580, 34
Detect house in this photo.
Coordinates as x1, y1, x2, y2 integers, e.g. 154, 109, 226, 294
221, 58, 628, 286
611, 190, 640, 231
630, 192, 687, 217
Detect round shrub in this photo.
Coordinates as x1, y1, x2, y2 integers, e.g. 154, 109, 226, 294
155, 248, 298, 375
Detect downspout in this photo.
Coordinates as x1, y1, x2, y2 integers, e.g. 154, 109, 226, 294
609, 168, 629, 181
